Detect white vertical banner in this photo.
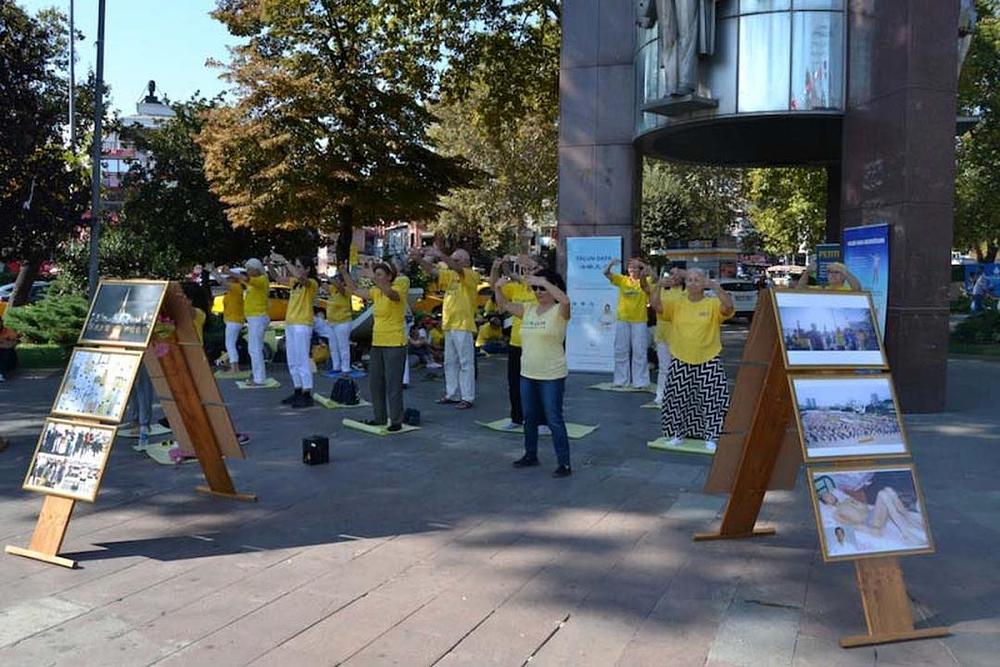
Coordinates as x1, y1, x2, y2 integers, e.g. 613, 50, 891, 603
566, 236, 622, 373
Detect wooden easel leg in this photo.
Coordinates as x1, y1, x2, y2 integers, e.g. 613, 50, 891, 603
195, 485, 257, 503
840, 557, 950, 648
4, 495, 78, 568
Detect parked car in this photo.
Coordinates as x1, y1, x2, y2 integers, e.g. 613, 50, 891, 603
717, 278, 759, 320
0, 281, 50, 317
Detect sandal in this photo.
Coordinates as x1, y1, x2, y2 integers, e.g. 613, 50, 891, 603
455, 401, 474, 410
436, 397, 460, 404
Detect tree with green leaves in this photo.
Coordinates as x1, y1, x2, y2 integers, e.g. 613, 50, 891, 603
0, 3, 90, 306
745, 167, 827, 258
956, 0, 1000, 263
200, 0, 476, 262
639, 160, 691, 253
429, 84, 557, 258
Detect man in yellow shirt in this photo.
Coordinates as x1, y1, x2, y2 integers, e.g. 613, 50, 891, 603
224, 259, 271, 385
603, 258, 651, 389
222, 273, 246, 373
411, 246, 480, 408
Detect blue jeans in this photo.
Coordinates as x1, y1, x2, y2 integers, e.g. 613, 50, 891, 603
520, 376, 570, 467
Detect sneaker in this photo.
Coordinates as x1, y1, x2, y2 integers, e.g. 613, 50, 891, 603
133, 428, 150, 452
551, 465, 572, 478
282, 391, 301, 405
666, 436, 683, 446
291, 393, 314, 409
704, 440, 718, 453
502, 420, 523, 431
512, 455, 540, 468
387, 424, 402, 432
538, 425, 551, 435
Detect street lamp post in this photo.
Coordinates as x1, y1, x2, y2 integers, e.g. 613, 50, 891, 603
87, 0, 106, 297
69, 0, 75, 147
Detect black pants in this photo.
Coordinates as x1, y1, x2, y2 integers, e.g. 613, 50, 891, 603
506, 346, 545, 426
0, 348, 16, 374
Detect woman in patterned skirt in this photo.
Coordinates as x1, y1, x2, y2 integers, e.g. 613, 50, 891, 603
650, 268, 734, 452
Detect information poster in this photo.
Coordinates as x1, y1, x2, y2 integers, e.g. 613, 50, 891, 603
566, 236, 621, 373
843, 224, 889, 335
815, 243, 842, 283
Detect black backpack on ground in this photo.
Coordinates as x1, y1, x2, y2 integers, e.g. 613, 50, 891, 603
330, 378, 360, 405
403, 408, 421, 426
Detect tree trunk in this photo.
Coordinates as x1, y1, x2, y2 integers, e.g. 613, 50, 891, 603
986, 243, 998, 264
9, 258, 40, 308
335, 204, 354, 263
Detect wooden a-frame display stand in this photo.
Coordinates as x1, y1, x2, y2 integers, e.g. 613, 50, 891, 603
6, 281, 255, 570
694, 289, 948, 648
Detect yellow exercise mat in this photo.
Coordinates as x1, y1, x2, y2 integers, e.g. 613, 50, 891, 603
588, 382, 656, 394
236, 378, 281, 389
647, 437, 716, 456
215, 370, 251, 380
476, 419, 599, 440
142, 441, 195, 465
342, 418, 420, 436
118, 424, 172, 439
314, 395, 371, 410
641, 401, 659, 409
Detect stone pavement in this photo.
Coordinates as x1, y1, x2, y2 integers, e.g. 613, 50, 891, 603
0, 325, 997, 666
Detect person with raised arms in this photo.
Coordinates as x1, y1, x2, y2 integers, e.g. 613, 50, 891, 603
222, 258, 271, 386
797, 261, 861, 291
341, 261, 410, 431
280, 256, 319, 408
651, 268, 734, 452
494, 269, 573, 478
490, 254, 541, 429
325, 272, 354, 376
603, 257, 652, 389
644, 266, 686, 407
410, 246, 480, 409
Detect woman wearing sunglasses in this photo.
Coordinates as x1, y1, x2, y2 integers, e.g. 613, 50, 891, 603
494, 269, 573, 478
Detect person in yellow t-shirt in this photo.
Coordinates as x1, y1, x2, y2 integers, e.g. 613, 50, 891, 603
324, 273, 353, 375
651, 268, 735, 451
644, 266, 686, 407
495, 268, 573, 478
221, 273, 246, 373
489, 253, 543, 429
797, 260, 861, 291
604, 258, 652, 389
410, 246, 480, 408
223, 259, 271, 385
281, 256, 319, 408
475, 315, 505, 351
342, 262, 410, 431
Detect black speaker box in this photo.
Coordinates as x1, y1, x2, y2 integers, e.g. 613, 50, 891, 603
302, 435, 329, 465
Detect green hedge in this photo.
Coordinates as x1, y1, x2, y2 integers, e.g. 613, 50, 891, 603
951, 310, 1000, 346
15, 343, 71, 369
4, 295, 90, 346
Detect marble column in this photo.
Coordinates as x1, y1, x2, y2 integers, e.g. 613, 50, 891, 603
558, 0, 640, 269
839, 0, 960, 412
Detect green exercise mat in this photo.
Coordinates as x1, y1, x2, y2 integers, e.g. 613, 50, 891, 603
314, 395, 371, 410
236, 378, 281, 389
215, 370, 251, 380
647, 437, 716, 456
588, 382, 656, 394
342, 418, 420, 436
118, 424, 172, 439
476, 419, 599, 440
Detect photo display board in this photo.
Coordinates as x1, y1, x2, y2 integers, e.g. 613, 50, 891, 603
23, 418, 118, 502
789, 374, 909, 462
773, 290, 887, 368
808, 463, 934, 562
79, 280, 169, 348
52, 347, 144, 423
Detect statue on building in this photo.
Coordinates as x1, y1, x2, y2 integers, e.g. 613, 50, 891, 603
958, 0, 977, 78
638, 0, 716, 97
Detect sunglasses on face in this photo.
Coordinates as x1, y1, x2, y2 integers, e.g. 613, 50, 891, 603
531, 285, 545, 292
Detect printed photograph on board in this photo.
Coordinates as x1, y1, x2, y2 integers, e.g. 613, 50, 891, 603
23, 419, 118, 502
809, 465, 933, 562
79, 280, 168, 347
774, 291, 886, 367
791, 375, 909, 461
52, 348, 144, 422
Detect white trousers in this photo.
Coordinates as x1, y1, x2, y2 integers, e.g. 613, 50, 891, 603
285, 324, 314, 390
246, 315, 270, 383
327, 321, 352, 372
224, 321, 243, 366
444, 330, 476, 402
613, 321, 650, 388
655, 341, 671, 404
